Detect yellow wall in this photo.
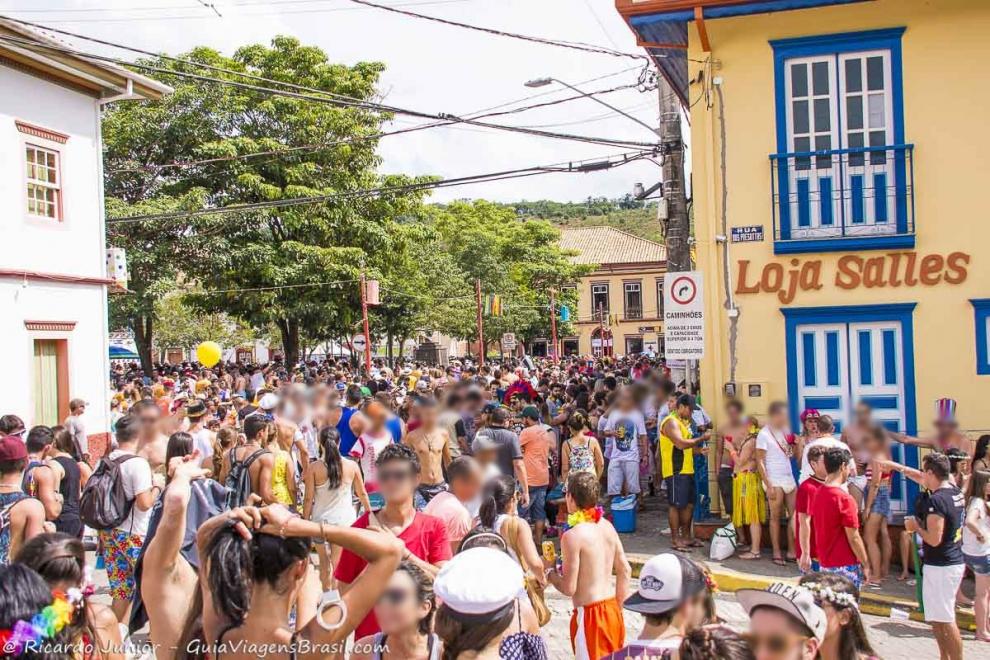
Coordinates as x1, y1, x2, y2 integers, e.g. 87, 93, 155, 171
690, 0, 990, 433
570, 266, 667, 355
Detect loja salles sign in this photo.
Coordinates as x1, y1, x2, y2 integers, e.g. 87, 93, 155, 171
735, 251, 970, 304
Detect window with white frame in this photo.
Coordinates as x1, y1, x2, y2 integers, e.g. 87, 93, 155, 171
591, 283, 609, 316
25, 145, 61, 220
656, 278, 665, 318
624, 281, 642, 319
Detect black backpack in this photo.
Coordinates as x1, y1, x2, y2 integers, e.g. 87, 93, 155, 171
80, 454, 139, 530
224, 447, 269, 509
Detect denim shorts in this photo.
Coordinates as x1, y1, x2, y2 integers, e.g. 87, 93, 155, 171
870, 483, 892, 521
522, 485, 548, 524
964, 553, 990, 575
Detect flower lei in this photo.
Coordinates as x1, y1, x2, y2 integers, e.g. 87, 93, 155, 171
0, 587, 87, 656
563, 505, 604, 533
802, 582, 858, 609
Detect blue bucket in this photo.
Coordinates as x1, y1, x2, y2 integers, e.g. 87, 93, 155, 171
611, 495, 637, 533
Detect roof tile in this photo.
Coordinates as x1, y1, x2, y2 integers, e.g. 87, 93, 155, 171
559, 226, 666, 266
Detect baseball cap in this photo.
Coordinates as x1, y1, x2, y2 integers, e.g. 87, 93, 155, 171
434, 548, 523, 616
521, 405, 540, 420
736, 582, 827, 644
259, 393, 280, 411
0, 435, 28, 462
623, 553, 707, 615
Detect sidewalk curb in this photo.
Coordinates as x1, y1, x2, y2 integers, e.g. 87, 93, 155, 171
627, 554, 976, 631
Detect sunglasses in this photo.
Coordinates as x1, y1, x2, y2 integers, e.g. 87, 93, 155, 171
742, 632, 809, 655
378, 469, 414, 483
377, 588, 412, 606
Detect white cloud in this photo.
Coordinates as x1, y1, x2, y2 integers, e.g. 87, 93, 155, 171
9, 0, 666, 202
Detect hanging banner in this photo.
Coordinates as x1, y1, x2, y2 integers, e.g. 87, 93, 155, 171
663, 271, 705, 360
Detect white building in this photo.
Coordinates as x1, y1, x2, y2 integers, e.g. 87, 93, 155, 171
0, 19, 170, 454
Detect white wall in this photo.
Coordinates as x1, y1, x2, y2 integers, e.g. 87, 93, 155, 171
0, 65, 109, 434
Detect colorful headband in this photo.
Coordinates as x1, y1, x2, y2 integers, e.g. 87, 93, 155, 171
802, 582, 858, 610
800, 408, 821, 422
0, 589, 84, 656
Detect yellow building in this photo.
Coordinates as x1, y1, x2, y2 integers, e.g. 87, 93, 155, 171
617, 0, 990, 509
558, 226, 667, 357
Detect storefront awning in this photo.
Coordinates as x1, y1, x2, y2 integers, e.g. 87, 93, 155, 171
109, 344, 139, 360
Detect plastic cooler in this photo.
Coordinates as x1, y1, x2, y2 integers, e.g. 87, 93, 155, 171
611, 495, 637, 533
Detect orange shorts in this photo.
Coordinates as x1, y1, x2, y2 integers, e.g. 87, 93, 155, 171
570, 597, 625, 660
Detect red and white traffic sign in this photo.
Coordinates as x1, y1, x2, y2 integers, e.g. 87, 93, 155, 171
663, 271, 705, 360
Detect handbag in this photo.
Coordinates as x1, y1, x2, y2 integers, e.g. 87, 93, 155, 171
502, 516, 552, 627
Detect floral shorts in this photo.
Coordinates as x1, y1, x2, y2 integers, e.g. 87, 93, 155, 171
99, 529, 144, 601
821, 563, 864, 589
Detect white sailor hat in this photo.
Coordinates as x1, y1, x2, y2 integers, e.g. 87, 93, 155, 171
433, 547, 523, 616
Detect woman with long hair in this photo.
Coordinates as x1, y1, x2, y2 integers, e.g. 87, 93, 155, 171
213, 427, 239, 478
13, 534, 123, 660
193, 503, 403, 660
434, 547, 547, 660
352, 561, 441, 660
963, 469, 990, 641
974, 435, 990, 472
49, 426, 89, 537
265, 422, 297, 507
478, 475, 545, 584
302, 426, 371, 590
0, 564, 87, 660
798, 572, 879, 660
165, 432, 194, 485
560, 411, 604, 488
862, 428, 893, 587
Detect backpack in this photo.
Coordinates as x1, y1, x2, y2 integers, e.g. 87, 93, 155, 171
80, 454, 139, 530
224, 447, 269, 510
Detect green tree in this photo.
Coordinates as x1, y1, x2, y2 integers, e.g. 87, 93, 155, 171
104, 37, 432, 367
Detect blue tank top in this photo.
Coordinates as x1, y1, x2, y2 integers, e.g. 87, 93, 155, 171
337, 407, 358, 455
386, 416, 403, 444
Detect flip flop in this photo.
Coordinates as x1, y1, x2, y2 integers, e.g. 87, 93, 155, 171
689, 539, 705, 548
738, 552, 761, 560
772, 557, 787, 567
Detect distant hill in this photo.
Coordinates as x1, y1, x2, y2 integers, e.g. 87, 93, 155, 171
507, 198, 662, 244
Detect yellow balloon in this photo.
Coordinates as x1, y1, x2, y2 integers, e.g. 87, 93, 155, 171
196, 341, 222, 368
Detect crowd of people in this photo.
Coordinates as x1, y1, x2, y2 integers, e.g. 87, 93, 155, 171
0, 354, 986, 660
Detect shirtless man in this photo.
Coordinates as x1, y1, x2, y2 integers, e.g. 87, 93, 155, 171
132, 400, 168, 474
715, 399, 749, 520
219, 415, 275, 506
403, 397, 451, 509
547, 470, 631, 660
899, 397, 974, 456
140, 454, 208, 660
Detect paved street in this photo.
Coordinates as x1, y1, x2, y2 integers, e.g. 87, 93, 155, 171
543, 580, 987, 659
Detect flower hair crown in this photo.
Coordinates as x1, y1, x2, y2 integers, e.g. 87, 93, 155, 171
0, 587, 87, 656
802, 582, 858, 609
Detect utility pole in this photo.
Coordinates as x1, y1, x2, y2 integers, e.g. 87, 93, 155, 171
597, 303, 605, 359
475, 279, 485, 367
658, 78, 691, 273
359, 273, 373, 374
549, 289, 558, 362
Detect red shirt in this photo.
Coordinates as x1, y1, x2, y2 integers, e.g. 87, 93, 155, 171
810, 485, 860, 568
795, 477, 825, 559
334, 511, 451, 639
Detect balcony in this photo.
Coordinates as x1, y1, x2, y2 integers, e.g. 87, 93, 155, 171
770, 144, 915, 254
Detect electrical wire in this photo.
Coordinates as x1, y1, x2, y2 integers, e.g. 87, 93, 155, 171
2, 0, 475, 14
107, 80, 649, 174
344, 0, 650, 61
191, 278, 363, 295
106, 150, 656, 224
0, 31, 657, 150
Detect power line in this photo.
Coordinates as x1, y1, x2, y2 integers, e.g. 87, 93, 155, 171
1, 0, 482, 22
107, 80, 648, 174
0, 30, 657, 150
106, 150, 655, 224
2, 0, 474, 13
191, 278, 363, 295
344, 0, 650, 61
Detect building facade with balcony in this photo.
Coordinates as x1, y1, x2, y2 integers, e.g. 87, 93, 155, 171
0, 19, 170, 450
617, 0, 990, 510
558, 226, 667, 357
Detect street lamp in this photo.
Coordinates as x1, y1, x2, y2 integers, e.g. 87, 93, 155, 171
522, 76, 659, 137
